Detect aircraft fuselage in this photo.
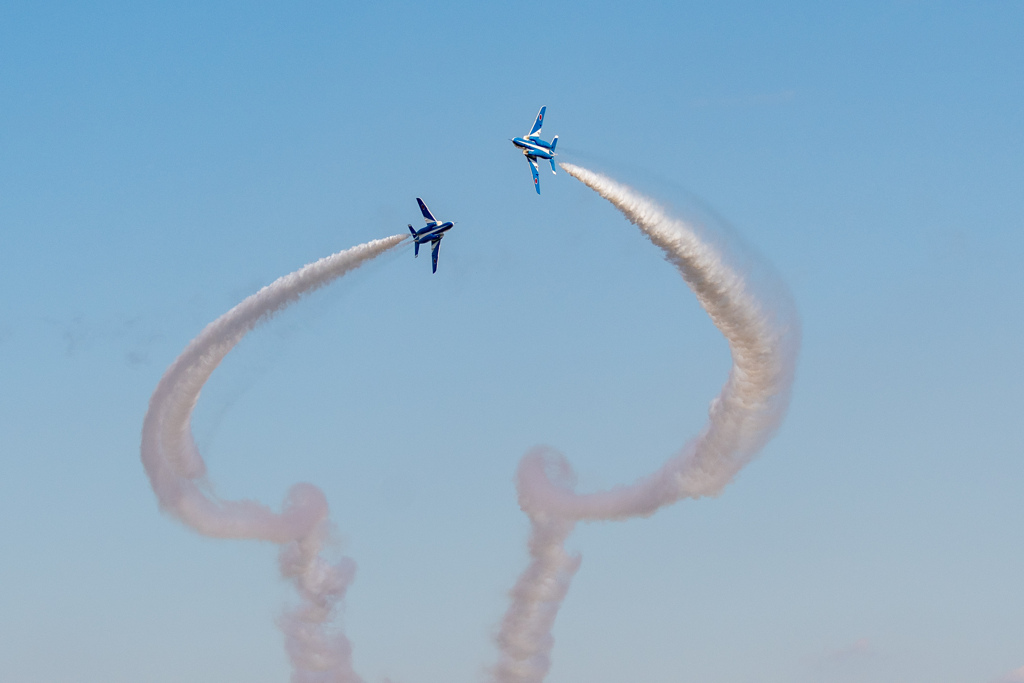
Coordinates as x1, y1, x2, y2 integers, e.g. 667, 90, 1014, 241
411, 222, 453, 244
512, 136, 555, 159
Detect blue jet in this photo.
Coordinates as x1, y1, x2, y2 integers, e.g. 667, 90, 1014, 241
511, 106, 558, 194
407, 198, 454, 274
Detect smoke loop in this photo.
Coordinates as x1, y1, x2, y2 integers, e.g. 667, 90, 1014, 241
492, 165, 799, 683
141, 235, 405, 682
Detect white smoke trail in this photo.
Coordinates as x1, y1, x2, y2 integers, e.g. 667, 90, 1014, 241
493, 165, 799, 683
141, 234, 405, 683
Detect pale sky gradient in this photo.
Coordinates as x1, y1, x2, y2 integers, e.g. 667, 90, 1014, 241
1, 2, 1022, 682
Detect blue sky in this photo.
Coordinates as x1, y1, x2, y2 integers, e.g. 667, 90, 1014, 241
1, 1, 1022, 682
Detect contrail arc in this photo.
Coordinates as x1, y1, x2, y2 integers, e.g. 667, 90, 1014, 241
141, 234, 405, 683
493, 165, 799, 683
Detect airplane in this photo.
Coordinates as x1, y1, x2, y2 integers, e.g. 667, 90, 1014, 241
511, 106, 558, 194
407, 198, 454, 274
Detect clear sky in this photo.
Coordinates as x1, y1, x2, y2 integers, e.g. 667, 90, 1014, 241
1, 2, 1022, 682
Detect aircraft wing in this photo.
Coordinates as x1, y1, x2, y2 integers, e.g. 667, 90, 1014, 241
528, 106, 546, 137
430, 239, 441, 274
417, 197, 437, 225
527, 156, 541, 194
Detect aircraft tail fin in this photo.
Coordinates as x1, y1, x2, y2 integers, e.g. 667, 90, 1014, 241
549, 157, 557, 174
409, 225, 419, 257
550, 135, 558, 152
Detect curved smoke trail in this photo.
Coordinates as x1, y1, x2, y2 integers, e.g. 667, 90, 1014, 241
141, 234, 405, 683
493, 165, 799, 683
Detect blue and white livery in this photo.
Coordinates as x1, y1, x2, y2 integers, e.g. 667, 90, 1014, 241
511, 106, 559, 194
407, 198, 455, 274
